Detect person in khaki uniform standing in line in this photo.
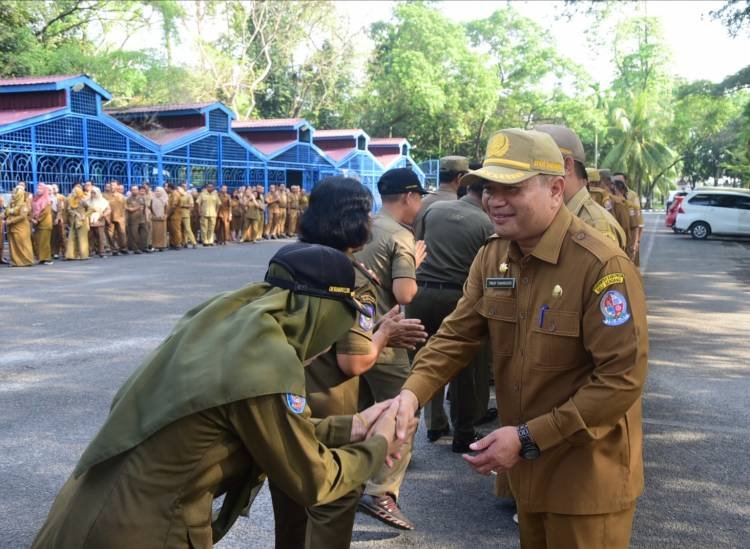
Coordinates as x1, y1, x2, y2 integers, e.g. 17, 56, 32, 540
31, 242, 414, 549
197, 183, 220, 246
355, 168, 428, 531
535, 125, 627, 250
286, 184, 302, 236
107, 183, 128, 255
276, 183, 289, 238
65, 185, 92, 260
264, 184, 280, 239
601, 169, 631, 244
49, 184, 67, 259
394, 128, 648, 549
178, 184, 197, 248
166, 184, 183, 249
413, 155, 468, 238
586, 169, 610, 209
125, 185, 148, 254
615, 173, 645, 265
269, 177, 427, 549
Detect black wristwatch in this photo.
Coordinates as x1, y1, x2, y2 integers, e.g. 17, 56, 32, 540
517, 424, 540, 460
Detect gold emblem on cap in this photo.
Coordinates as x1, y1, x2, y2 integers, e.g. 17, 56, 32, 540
488, 133, 510, 159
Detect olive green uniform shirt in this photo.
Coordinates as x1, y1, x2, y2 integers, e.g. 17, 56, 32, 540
403, 206, 648, 515
32, 395, 387, 549
416, 194, 494, 284
354, 210, 416, 366
567, 186, 627, 251
413, 183, 456, 239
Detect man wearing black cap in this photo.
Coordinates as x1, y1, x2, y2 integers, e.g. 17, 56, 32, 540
356, 168, 427, 530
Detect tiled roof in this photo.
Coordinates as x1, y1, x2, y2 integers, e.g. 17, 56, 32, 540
233, 118, 305, 130
314, 129, 362, 139
369, 137, 407, 146
137, 126, 203, 145
315, 143, 356, 163
0, 74, 81, 86
0, 106, 65, 125
238, 134, 296, 155
107, 102, 215, 115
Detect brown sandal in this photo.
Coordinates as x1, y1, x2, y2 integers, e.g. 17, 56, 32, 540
358, 494, 415, 530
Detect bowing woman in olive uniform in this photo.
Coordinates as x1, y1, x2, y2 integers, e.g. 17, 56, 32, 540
4, 184, 34, 267
32, 243, 408, 549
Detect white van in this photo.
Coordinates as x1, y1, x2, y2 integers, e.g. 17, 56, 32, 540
674, 188, 750, 239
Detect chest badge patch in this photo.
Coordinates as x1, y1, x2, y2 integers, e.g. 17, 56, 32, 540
285, 393, 306, 414
359, 304, 375, 331
600, 290, 631, 326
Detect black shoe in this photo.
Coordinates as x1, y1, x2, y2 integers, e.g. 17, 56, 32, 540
452, 432, 484, 454
134, 250, 142, 254
119, 250, 129, 255
427, 426, 450, 442
358, 494, 414, 531
474, 407, 498, 427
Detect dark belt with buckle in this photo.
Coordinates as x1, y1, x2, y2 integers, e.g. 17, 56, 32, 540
417, 280, 463, 291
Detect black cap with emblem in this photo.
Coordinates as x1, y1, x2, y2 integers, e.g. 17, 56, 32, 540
265, 242, 369, 314
377, 168, 429, 196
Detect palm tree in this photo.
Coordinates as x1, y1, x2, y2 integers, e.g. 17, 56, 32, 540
603, 92, 677, 205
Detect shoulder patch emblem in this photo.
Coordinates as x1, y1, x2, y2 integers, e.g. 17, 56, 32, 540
285, 393, 306, 414
593, 273, 625, 294
600, 290, 631, 326
358, 304, 375, 331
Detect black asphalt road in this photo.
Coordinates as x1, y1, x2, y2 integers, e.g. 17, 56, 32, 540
1, 214, 748, 548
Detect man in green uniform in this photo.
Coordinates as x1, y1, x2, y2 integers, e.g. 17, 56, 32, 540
269, 177, 427, 549
355, 168, 428, 530
32, 242, 413, 549
535, 125, 627, 250
408, 176, 494, 452
412, 155, 468, 238
394, 129, 648, 549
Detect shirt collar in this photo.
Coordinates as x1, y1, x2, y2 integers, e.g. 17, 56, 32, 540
509, 206, 572, 265
565, 185, 590, 217
460, 194, 483, 210
438, 183, 457, 195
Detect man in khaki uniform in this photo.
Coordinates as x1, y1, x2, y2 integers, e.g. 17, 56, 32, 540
197, 183, 220, 246
535, 125, 626, 250
413, 155, 468, 238
106, 183, 127, 255
125, 185, 147, 253
31, 243, 411, 549
615, 173, 645, 265
276, 183, 289, 237
601, 169, 631, 245
355, 168, 428, 530
286, 184, 302, 236
585, 168, 612, 210
215, 185, 232, 245
178, 184, 197, 248
394, 129, 648, 549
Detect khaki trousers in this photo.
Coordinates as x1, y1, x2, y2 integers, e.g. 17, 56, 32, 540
127, 221, 147, 252
66, 224, 89, 259
287, 209, 299, 235
168, 214, 182, 248
275, 209, 287, 236
180, 216, 196, 246
200, 216, 216, 245
51, 223, 67, 257
108, 220, 127, 252
518, 504, 636, 549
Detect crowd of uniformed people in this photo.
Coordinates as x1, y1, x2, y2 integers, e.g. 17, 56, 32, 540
0, 181, 308, 266
28, 124, 649, 549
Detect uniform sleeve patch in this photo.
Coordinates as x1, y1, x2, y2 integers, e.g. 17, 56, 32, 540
593, 273, 625, 295
285, 393, 306, 414
358, 304, 375, 331
600, 290, 631, 326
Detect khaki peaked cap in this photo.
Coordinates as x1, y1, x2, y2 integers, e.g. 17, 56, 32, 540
439, 155, 469, 173
534, 124, 586, 164
461, 128, 565, 186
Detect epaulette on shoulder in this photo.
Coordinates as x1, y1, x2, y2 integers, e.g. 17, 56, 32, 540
568, 218, 626, 265
352, 260, 382, 288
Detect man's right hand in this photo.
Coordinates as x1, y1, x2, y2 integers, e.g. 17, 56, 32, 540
415, 240, 427, 269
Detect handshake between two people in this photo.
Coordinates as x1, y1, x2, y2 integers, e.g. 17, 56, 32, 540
349, 397, 418, 467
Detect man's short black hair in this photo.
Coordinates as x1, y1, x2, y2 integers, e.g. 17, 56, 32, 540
573, 160, 588, 181
299, 176, 373, 251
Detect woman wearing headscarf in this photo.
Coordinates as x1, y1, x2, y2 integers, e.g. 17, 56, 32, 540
31, 182, 54, 265
88, 187, 111, 258
4, 184, 34, 267
32, 243, 411, 549
150, 186, 169, 251
65, 184, 91, 260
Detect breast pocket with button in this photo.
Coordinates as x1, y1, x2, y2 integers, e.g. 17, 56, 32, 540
529, 309, 582, 369
474, 296, 516, 357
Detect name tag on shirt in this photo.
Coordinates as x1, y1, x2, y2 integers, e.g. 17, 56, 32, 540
486, 278, 516, 289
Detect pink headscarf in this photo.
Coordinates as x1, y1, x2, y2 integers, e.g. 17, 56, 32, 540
32, 183, 51, 218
